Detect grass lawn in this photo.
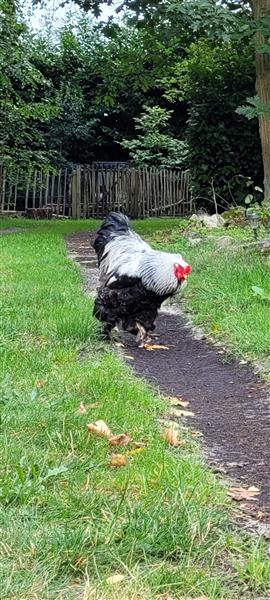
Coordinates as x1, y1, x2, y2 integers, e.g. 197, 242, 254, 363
0, 218, 270, 599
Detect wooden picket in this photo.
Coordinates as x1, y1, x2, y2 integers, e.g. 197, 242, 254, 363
0, 164, 193, 218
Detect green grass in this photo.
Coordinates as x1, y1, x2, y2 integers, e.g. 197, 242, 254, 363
0, 219, 270, 599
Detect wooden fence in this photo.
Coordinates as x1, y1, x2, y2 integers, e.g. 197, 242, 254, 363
0, 165, 192, 218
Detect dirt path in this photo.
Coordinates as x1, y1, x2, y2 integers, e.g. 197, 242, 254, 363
67, 232, 270, 516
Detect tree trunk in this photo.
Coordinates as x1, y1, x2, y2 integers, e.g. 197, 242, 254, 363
251, 0, 270, 201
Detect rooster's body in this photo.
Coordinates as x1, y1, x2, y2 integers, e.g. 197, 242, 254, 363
92, 213, 191, 344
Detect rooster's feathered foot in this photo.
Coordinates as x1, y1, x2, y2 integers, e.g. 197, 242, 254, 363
136, 323, 152, 348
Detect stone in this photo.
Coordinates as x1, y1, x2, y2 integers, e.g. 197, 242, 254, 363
189, 213, 225, 228
215, 236, 235, 250
188, 237, 203, 246
241, 239, 270, 254
200, 214, 225, 228
189, 213, 200, 223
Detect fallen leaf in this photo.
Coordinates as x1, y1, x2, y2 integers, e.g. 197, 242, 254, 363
228, 486, 261, 502
170, 408, 195, 418
190, 430, 203, 437
87, 420, 112, 439
36, 380, 45, 388
106, 574, 125, 585
127, 447, 145, 456
143, 343, 169, 350
78, 402, 87, 414
109, 454, 127, 468
239, 503, 268, 521
109, 433, 131, 446
161, 427, 183, 447
167, 396, 190, 407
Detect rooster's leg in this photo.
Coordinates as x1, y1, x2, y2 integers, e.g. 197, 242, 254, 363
136, 323, 151, 347
136, 322, 146, 344
102, 323, 113, 340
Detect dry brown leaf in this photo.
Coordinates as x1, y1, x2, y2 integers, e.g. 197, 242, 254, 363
36, 380, 45, 388
167, 396, 190, 408
257, 511, 269, 521
161, 427, 183, 447
143, 343, 169, 351
78, 402, 87, 414
87, 420, 112, 439
190, 430, 203, 437
106, 574, 125, 585
170, 408, 195, 418
109, 454, 127, 468
239, 503, 268, 521
228, 486, 261, 502
109, 433, 131, 446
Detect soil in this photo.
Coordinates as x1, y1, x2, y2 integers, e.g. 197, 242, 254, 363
67, 232, 270, 519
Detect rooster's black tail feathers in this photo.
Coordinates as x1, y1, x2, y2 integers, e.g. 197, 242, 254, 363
92, 212, 130, 262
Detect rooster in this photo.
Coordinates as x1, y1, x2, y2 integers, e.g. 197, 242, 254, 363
92, 212, 191, 345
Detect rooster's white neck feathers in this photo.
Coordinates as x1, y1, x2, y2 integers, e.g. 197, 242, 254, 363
99, 230, 189, 296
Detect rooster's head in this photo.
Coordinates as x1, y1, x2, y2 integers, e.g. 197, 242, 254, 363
174, 263, 192, 282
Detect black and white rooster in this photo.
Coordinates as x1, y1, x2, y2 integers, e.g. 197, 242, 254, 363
92, 212, 191, 345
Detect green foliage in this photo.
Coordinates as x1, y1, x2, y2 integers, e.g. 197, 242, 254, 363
168, 39, 263, 206
28, 20, 175, 165
121, 105, 188, 168
1, 0, 267, 205
236, 95, 270, 121
0, 0, 58, 169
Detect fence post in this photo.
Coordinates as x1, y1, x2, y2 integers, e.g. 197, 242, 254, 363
0, 167, 6, 212
76, 165, 81, 219
71, 170, 77, 218
71, 166, 81, 219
